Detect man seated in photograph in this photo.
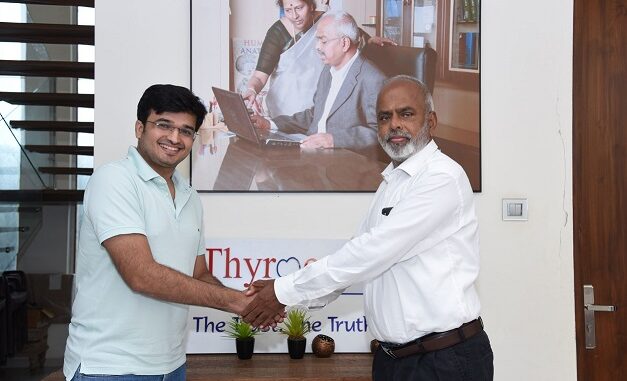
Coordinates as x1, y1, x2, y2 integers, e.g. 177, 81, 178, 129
250, 11, 386, 157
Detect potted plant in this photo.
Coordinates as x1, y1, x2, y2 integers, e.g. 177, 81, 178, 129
224, 316, 258, 359
279, 308, 311, 359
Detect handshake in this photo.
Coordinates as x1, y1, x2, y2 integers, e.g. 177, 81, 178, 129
233, 279, 287, 328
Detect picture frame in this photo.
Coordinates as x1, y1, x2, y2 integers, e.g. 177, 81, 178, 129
190, 0, 481, 192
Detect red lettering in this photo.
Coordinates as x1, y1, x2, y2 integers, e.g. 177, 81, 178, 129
225, 247, 241, 279
263, 257, 277, 278
205, 248, 224, 274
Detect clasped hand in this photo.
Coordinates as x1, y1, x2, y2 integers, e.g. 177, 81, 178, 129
240, 279, 286, 328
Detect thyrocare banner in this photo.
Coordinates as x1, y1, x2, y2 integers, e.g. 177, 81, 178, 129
185, 238, 372, 353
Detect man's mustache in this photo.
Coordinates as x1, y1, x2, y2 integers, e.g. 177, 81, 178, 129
385, 130, 412, 141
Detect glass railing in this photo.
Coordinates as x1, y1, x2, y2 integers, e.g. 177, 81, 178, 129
0, 116, 46, 271
0, 204, 43, 272
1, 2, 94, 194
0, 2, 93, 272
1, 83, 57, 191
0, 203, 21, 270
0, 88, 94, 191
0, 114, 48, 191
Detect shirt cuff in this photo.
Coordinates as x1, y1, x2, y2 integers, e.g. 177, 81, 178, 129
274, 273, 301, 306
269, 120, 279, 131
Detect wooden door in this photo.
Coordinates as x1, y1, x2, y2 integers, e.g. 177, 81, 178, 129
573, 0, 627, 380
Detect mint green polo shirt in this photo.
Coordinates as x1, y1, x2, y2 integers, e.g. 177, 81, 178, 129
64, 146, 205, 378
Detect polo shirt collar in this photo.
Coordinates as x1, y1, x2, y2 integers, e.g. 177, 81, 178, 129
172, 170, 192, 197
127, 145, 191, 192
127, 146, 193, 214
382, 140, 439, 181
128, 146, 161, 182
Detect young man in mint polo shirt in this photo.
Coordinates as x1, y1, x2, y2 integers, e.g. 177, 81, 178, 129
64, 85, 251, 381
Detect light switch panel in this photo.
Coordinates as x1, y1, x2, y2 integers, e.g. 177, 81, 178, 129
503, 198, 528, 221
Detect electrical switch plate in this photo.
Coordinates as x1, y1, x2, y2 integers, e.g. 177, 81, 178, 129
502, 198, 528, 221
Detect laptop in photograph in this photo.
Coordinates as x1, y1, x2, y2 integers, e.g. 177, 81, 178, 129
211, 87, 305, 148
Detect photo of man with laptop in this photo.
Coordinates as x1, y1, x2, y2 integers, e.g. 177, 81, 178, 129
247, 11, 385, 157
193, 12, 389, 192
212, 11, 385, 154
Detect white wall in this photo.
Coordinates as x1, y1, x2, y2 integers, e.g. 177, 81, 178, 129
94, 0, 191, 165
96, 1, 575, 379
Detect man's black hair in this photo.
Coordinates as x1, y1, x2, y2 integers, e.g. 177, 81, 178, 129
137, 84, 207, 129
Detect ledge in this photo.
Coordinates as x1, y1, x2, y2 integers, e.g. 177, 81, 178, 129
43, 353, 374, 381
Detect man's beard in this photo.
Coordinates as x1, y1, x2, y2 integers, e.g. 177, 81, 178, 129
378, 122, 431, 164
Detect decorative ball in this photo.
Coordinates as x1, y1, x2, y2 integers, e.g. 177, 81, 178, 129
370, 339, 380, 353
312, 334, 335, 358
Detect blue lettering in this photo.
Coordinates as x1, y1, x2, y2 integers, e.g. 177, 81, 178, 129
311, 320, 322, 332
359, 316, 367, 332
215, 321, 225, 333
327, 316, 368, 332
193, 316, 205, 332
192, 316, 228, 333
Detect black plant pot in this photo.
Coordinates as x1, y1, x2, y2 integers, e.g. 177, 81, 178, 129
235, 337, 255, 360
287, 337, 307, 359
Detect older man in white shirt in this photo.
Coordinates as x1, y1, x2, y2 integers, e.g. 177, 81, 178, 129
251, 11, 386, 155
244, 75, 494, 381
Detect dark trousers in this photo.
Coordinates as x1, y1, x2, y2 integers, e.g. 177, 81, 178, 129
372, 330, 494, 381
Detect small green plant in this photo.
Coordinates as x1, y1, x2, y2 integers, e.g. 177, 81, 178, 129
224, 317, 258, 339
279, 308, 311, 339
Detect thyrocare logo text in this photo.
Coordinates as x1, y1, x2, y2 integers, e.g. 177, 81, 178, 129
205, 247, 318, 288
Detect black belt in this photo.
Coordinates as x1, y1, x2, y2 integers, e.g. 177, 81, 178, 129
379, 318, 484, 359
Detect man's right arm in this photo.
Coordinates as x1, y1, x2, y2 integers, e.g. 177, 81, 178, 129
103, 234, 249, 314
86, 165, 249, 315
194, 263, 224, 287
244, 169, 465, 325
272, 107, 315, 135
242, 280, 344, 327
251, 108, 315, 136
270, 66, 330, 135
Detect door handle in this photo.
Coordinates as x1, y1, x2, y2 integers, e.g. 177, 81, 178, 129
583, 285, 617, 349
585, 304, 616, 312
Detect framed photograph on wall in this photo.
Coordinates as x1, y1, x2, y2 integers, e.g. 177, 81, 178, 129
190, 0, 481, 192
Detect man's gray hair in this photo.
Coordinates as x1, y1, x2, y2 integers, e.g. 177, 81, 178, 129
382, 75, 435, 114
320, 11, 360, 45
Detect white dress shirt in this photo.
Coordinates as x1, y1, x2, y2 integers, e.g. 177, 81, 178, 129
316, 50, 360, 133
275, 140, 482, 343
